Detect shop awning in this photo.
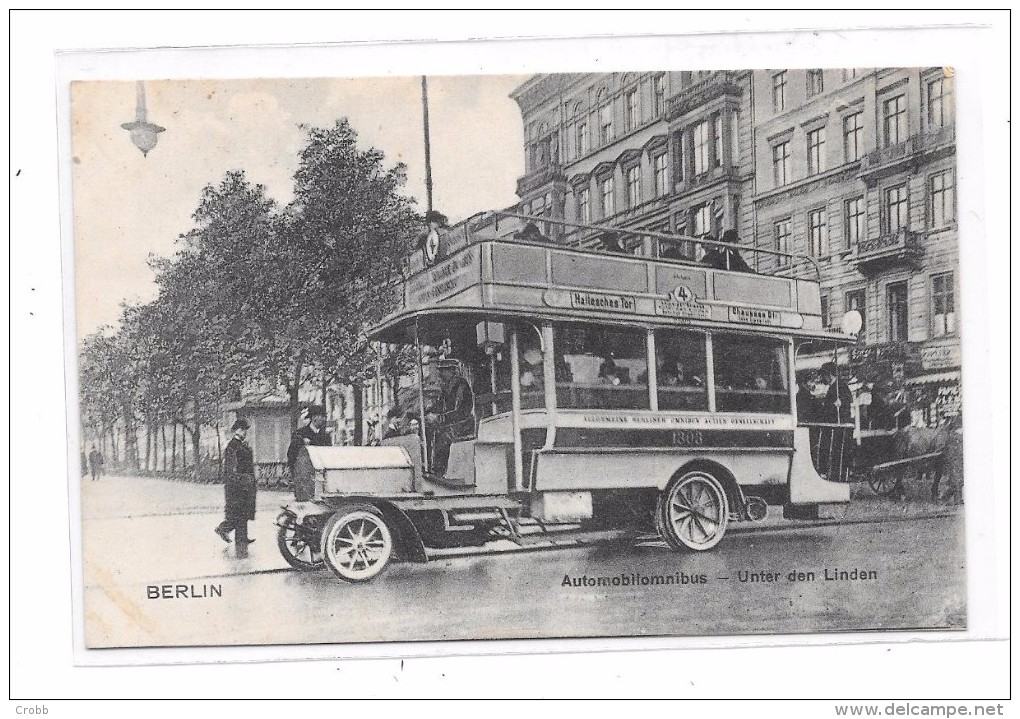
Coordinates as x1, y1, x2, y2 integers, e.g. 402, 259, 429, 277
905, 371, 961, 386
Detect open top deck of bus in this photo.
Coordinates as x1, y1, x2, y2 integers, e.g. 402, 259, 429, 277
370, 213, 845, 344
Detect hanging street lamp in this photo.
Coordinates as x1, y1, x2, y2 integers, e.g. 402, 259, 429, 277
121, 81, 165, 157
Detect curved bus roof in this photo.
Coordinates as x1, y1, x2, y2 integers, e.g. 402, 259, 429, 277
369, 213, 853, 345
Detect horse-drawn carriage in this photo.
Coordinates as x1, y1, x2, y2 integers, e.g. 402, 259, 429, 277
852, 419, 963, 500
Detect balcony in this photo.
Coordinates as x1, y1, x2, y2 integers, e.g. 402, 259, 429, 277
859, 125, 956, 184
516, 162, 567, 196
851, 229, 924, 274
665, 71, 742, 121
674, 164, 739, 194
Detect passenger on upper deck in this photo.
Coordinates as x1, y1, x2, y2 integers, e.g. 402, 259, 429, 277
600, 231, 629, 254
514, 221, 553, 244
700, 229, 753, 273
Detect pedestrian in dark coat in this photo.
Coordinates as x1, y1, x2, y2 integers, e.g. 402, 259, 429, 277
215, 419, 257, 547
287, 405, 332, 501
88, 446, 104, 481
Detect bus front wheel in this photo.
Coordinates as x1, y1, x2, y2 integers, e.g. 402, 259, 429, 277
320, 504, 394, 583
657, 470, 730, 552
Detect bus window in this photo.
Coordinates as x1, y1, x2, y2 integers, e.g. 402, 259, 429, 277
553, 323, 649, 410
471, 343, 511, 419
712, 334, 790, 413
654, 329, 708, 411
517, 325, 546, 411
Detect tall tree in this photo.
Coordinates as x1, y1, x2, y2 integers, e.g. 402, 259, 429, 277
285, 119, 421, 437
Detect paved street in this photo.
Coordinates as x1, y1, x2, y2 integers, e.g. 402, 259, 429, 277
79, 474, 965, 648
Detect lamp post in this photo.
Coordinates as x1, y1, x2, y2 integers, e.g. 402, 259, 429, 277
121, 81, 165, 157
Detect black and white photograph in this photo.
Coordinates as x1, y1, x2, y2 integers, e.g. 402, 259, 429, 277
71, 65, 967, 648
10, 11, 1011, 707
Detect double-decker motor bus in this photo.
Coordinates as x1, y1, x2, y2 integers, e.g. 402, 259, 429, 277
277, 213, 858, 582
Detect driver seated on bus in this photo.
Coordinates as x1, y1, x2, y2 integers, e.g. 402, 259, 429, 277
425, 362, 475, 477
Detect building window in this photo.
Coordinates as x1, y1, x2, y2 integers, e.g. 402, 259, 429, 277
713, 114, 724, 167
598, 90, 614, 145
808, 208, 827, 256
576, 121, 590, 157
885, 184, 909, 234
774, 218, 791, 267
600, 176, 615, 218
653, 74, 665, 117
927, 77, 952, 130
930, 170, 956, 227
673, 131, 685, 183
887, 281, 909, 342
653, 153, 668, 197
772, 71, 787, 112
820, 295, 830, 327
624, 89, 638, 132
842, 68, 858, 82
846, 289, 867, 338
692, 204, 711, 237
693, 120, 711, 176
577, 187, 591, 224
883, 95, 907, 147
843, 112, 864, 162
931, 272, 956, 336
845, 196, 865, 248
807, 127, 826, 175
625, 165, 641, 209
772, 141, 791, 186
807, 69, 824, 97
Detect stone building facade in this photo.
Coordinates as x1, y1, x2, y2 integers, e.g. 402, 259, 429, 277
509, 68, 960, 427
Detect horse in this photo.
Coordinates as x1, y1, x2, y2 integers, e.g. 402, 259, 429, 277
891, 415, 962, 501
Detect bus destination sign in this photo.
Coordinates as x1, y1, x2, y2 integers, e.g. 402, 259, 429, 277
569, 291, 637, 313
655, 285, 711, 320
729, 306, 783, 326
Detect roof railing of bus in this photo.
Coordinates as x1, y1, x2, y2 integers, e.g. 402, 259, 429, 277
465, 211, 820, 283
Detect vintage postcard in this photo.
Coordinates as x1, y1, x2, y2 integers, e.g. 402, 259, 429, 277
70, 65, 966, 651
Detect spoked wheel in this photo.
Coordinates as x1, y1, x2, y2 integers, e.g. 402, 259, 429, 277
657, 470, 729, 552
868, 469, 901, 497
276, 513, 324, 571
320, 504, 394, 583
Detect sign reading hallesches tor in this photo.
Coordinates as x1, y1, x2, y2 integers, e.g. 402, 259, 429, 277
65, 60, 966, 655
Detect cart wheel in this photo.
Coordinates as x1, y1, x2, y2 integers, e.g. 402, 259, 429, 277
276, 513, 324, 571
320, 504, 394, 583
657, 470, 729, 552
868, 469, 901, 497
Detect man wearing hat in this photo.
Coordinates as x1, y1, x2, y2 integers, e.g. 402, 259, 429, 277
287, 405, 332, 501
425, 363, 475, 477
215, 418, 257, 547
700, 229, 753, 273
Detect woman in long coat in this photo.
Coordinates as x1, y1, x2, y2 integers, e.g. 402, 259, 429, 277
215, 419, 257, 546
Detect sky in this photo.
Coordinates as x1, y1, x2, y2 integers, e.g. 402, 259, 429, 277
70, 74, 529, 339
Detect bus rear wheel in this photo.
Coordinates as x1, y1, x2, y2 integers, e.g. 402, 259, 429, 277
657, 470, 729, 552
320, 504, 394, 583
